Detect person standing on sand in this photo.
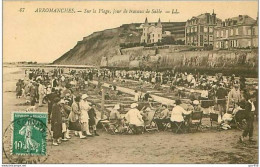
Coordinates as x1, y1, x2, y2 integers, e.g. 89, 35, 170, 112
240, 94, 256, 142
38, 81, 45, 107
228, 84, 242, 107
79, 94, 93, 136
29, 81, 37, 110
51, 97, 63, 146
68, 96, 86, 139
216, 83, 227, 116
46, 88, 59, 124
16, 79, 22, 98
88, 103, 99, 136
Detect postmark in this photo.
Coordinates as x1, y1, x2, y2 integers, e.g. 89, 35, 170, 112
3, 112, 52, 164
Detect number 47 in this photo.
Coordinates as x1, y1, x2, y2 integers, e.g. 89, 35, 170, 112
19, 8, 25, 12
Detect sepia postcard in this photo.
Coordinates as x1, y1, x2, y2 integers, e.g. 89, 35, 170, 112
2, 0, 259, 165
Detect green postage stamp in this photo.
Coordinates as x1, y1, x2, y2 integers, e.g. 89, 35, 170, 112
11, 112, 48, 156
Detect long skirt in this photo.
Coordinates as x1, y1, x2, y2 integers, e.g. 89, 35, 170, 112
68, 121, 81, 131
89, 118, 96, 126
81, 122, 89, 132
52, 123, 62, 139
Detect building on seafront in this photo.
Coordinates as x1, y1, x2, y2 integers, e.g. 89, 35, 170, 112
214, 15, 258, 50
140, 18, 163, 44
185, 11, 222, 47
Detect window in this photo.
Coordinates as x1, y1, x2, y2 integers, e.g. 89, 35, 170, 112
221, 30, 224, 37
225, 41, 228, 48
195, 27, 197, 32
209, 35, 213, 41
232, 40, 238, 47
209, 27, 213, 33
200, 35, 203, 46
216, 30, 219, 37
226, 30, 228, 38
235, 28, 239, 35
191, 28, 193, 33
230, 29, 234, 36
248, 40, 251, 46
231, 40, 233, 47
247, 29, 251, 35
204, 27, 208, 32
252, 28, 255, 35
200, 26, 204, 33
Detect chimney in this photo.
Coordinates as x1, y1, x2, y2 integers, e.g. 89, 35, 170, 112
212, 10, 216, 24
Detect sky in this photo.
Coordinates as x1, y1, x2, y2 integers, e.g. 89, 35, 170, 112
3, 1, 258, 63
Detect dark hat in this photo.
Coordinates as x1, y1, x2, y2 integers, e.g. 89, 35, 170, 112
175, 99, 182, 105
74, 96, 81, 102
65, 84, 70, 89
162, 104, 167, 108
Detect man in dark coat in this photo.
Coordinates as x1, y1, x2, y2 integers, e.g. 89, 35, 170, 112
29, 82, 37, 107
51, 97, 63, 146
216, 83, 228, 115
46, 88, 59, 124
240, 94, 256, 142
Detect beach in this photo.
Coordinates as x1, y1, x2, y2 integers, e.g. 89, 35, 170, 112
2, 66, 258, 164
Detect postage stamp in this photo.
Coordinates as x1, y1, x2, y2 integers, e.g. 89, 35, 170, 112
11, 112, 48, 156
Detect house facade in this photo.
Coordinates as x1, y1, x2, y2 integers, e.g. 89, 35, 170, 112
214, 15, 258, 49
185, 11, 222, 47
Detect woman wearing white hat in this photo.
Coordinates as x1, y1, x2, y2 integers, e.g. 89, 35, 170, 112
79, 94, 92, 136
68, 96, 86, 139
192, 100, 202, 112
124, 103, 144, 134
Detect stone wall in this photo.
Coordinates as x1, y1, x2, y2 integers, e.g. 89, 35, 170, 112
102, 45, 257, 70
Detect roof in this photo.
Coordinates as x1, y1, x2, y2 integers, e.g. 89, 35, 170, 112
227, 15, 256, 25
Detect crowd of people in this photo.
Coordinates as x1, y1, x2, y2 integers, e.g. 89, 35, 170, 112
15, 67, 258, 145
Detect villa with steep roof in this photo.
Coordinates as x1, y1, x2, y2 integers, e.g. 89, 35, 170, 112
140, 18, 162, 44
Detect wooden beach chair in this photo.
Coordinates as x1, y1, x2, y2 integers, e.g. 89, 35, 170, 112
144, 110, 159, 132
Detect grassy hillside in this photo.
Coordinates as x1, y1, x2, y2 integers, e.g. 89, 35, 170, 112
53, 24, 142, 65
53, 22, 186, 65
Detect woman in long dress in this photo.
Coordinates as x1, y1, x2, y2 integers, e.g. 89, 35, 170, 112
79, 94, 92, 136
16, 79, 22, 98
68, 96, 86, 139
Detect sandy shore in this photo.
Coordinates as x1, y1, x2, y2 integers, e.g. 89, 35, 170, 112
2, 67, 258, 164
